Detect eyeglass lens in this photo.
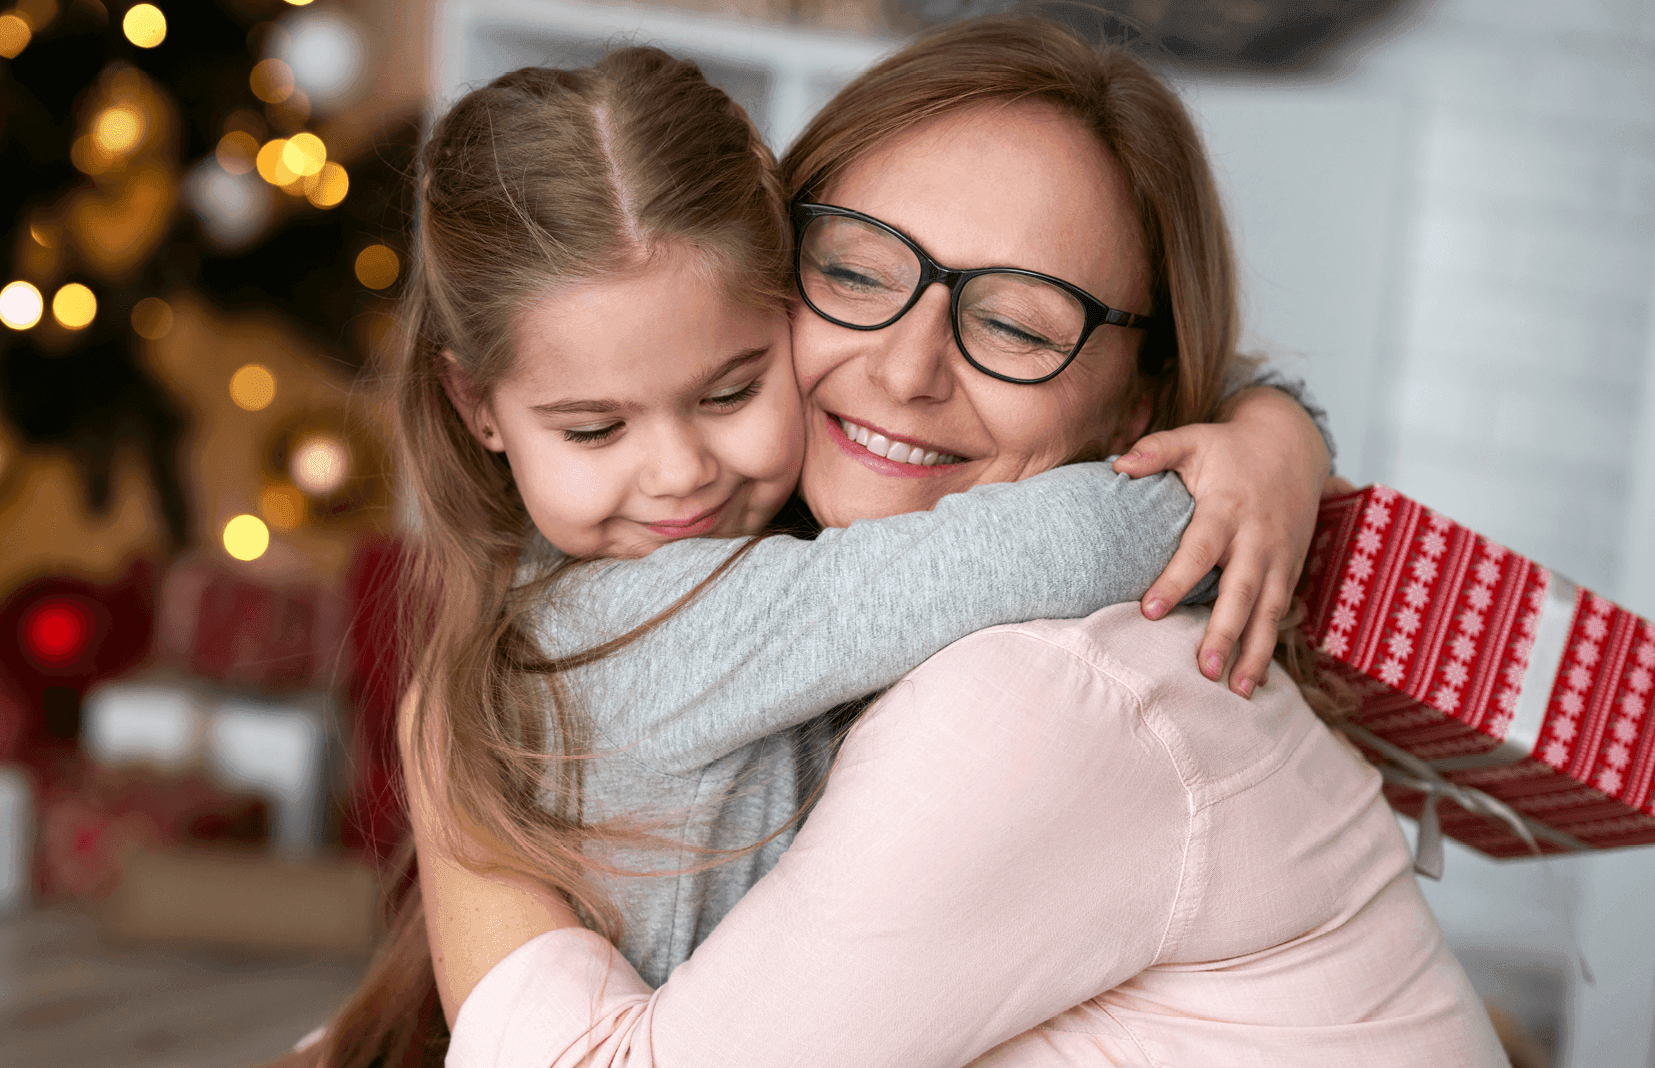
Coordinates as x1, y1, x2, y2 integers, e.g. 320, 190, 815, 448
798, 213, 1088, 382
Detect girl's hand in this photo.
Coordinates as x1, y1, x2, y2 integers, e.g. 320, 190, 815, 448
1113, 387, 1331, 698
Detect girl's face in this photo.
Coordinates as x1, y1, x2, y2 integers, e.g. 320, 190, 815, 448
451, 247, 803, 558
790, 100, 1153, 528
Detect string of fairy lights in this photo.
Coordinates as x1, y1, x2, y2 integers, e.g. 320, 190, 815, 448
1, 0, 410, 563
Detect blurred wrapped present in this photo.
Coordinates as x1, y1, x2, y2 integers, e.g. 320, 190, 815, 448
1299, 486, 1655, 869
34, 758, 268, 901
153, 558, 347, 691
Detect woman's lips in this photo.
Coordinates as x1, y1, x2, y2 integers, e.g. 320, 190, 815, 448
823, 412, 966, 479
643, 497, 731, 538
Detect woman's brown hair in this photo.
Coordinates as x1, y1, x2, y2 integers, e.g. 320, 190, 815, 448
290, 46, 790, 1068
781, 14, 1241, 434
782, 16, 1341, 718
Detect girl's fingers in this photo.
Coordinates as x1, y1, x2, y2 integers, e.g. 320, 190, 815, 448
1228, 570, 1292, 698
1196, 563, 1258, 683
1113, 426, 1198, 478
1142, 513, 1229, 620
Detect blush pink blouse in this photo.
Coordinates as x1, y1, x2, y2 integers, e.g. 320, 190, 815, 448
447, 605, 1507, 1067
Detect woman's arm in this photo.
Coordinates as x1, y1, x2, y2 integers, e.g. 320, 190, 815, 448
1115, 382, 1331, 697
553, 463, 1208, 771
443, 623, 1191, 1068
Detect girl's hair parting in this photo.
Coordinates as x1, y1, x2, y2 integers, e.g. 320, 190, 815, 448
300, 46, 789, 1068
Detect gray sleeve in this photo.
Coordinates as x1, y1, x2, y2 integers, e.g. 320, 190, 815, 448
1226, 360, 1338, 474
542, 463, 1211, 774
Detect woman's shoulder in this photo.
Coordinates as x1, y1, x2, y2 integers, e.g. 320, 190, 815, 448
919, 605, 1338, 797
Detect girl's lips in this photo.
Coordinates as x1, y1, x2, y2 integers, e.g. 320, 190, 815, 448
643, 496, 731, 538
823, 412, 967, 479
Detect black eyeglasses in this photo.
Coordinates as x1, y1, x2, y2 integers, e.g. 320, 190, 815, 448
791, 201, 1156, 385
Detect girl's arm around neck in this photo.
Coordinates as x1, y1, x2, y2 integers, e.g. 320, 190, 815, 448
545, 462, 1210, 772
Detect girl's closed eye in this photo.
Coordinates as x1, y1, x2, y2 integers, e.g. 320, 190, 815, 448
704, 379, 763, 410
563, 422, 623, 444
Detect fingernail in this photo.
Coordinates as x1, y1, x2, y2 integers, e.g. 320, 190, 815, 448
1204, 653, 1223, 679
1143, 597, 1165, 619
1122, 450, 1142, 462
1236, 677, 1255, 699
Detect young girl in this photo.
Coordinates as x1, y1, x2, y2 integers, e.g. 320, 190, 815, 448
307, 45, 1332, 1067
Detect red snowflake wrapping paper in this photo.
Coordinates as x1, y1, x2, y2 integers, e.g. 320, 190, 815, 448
1299, 485, 1655, 861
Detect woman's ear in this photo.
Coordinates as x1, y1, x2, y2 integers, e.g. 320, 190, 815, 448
438, 352, 505, 453
1105, 390, 1155, 456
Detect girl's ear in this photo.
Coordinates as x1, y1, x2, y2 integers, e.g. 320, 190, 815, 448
438, 352, 506, 453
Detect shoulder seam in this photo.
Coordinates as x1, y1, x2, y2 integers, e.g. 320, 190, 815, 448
940, 624, 1198, 965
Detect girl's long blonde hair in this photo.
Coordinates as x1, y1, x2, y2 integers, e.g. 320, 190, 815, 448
306, 47, 790, 1068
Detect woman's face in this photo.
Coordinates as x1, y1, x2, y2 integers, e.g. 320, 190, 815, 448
792, 100, 1154, 528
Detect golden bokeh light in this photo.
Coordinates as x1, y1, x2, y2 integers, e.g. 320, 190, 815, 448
28, 221, 56, 247
122, 3, 165, 48
291, 434, 350, 496
250, 58, 295, 104
131, 296, 173, 340
306, 161, 348, 209
70, 135, 108, 175
0, 281, 44, 330
0, 14, 30, 59
259, 485, 305, 531
16, 0, 58, 31
284, 0, 315, 5
354, 245, 400, 290
93, 105, 146, 158
229, 363, 277, 411
255, 138, 298, 186
215, 130, 259, 175
222, 514, 270, 562
52, 283, 96, 329
258, 140, 301, 186
282, 132, 326, 177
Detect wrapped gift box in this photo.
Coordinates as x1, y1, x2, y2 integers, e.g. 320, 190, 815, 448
1299, 485, 1655, 862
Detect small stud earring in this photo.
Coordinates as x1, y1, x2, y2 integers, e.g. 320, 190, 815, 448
481, 425, 494, 439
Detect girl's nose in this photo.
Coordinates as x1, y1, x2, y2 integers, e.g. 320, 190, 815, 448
864, 285, 957, 405
638, 421, 719, 499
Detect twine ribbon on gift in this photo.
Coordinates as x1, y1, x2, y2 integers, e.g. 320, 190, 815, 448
1336, 721, 1595, 984
1334, 722, 1590, 879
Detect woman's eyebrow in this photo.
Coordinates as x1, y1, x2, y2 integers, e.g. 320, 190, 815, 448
528, 347, 771, 417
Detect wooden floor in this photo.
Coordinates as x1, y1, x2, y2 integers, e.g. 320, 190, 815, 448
0, 907, 364, 1068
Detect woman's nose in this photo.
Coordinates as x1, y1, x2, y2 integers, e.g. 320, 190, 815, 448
638, 422, 718, 499
864, 284, 957, 405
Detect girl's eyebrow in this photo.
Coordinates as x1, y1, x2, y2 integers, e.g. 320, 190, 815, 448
528, 346, 772, 417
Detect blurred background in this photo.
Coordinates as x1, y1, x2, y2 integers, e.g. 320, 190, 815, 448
1, 0, 1652, 1065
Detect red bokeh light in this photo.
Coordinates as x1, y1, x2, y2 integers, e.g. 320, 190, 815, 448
23, 599, 93, 667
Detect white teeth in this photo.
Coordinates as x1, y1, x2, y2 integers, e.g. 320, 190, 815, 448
837, 418, 963, 467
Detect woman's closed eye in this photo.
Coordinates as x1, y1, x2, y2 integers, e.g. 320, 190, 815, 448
966, 308, 1059, 350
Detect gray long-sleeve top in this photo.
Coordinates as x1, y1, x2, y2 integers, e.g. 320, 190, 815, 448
535, 462, 1213, 985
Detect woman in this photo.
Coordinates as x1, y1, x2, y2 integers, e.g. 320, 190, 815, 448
423, 17, 1504, 1068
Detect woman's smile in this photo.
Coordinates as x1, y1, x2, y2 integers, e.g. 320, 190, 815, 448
826, 412, 967, 475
